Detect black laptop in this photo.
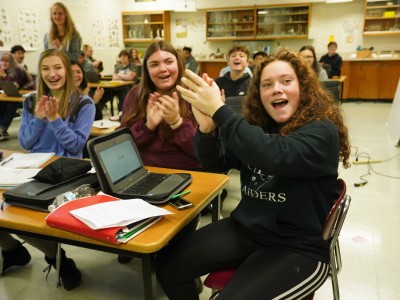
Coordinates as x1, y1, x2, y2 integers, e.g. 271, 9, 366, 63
87, 128, 192, 204
0, 81, 31, 97
85, 71, 101, 83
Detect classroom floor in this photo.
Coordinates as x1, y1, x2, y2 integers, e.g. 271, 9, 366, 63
1, 101, 399, 300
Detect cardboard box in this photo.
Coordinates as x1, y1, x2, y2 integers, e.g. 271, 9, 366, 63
356, 50, 372, 58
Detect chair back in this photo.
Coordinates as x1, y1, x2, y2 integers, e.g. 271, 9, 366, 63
321, 80, 341, 103
225, 96, 245, 115
322, 178, 351, 241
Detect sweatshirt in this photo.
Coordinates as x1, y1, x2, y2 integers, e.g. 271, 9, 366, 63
19, 93, 95, 158
215, 72, 251, 98
194, 105, 340, 263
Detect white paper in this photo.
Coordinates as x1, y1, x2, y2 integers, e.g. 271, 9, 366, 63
70, 198, 173, 230
92, 120, 120, 129
0, 167, 41, 188
0, 152, 55, 168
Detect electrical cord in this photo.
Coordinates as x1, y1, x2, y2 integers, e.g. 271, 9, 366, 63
352, 149, 400, 187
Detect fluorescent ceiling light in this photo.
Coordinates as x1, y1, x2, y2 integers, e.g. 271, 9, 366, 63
326, 0, 352, 3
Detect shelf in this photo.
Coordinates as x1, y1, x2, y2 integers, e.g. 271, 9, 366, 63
206, 4, 311, 41
363, 0, 400, 35
122, 11, 170, 44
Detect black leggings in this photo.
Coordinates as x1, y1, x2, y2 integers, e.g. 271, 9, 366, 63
156, 217, 329, 300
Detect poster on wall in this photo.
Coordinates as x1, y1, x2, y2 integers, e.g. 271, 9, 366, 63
0, 8, 13, 49
18, 8, 40, 50
91, 17, 120, 49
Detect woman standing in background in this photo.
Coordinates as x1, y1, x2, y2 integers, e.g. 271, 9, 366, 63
44, 2, 82, 61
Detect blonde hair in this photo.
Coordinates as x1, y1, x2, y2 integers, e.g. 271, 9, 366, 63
48, 2, 81, 50
36, 49, 80, 119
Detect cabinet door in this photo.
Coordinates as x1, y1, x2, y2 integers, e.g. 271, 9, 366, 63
348, 62, 379, 99
206, 8, 255, 41
256, 5, 310, 39
378, 61, 400, 99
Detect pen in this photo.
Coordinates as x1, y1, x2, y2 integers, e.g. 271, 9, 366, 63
1, 157, 14, 166
171, 190, 192, 199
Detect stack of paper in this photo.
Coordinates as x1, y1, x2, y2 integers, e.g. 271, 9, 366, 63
0, 167, 41, 189
0, 152, 55, 168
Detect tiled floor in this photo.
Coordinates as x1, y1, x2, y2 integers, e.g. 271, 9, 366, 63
1, 101, 399, 299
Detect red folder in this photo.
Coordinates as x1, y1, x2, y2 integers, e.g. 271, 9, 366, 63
45, 194, 127, 244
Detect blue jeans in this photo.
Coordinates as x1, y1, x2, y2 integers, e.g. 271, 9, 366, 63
0, 102, 20, 131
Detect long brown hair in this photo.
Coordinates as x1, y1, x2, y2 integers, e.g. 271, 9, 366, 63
48, 2, 81, 49
36, 49, 80, 119
121, 41, 193, 141
244, 48, 351, 168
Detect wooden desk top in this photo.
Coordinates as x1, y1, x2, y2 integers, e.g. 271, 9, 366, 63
90, 119, 120, 137
88, 81, 134, 89
0, 90, 35, 102
330, 76, 346, 83
0, 165, 229, 254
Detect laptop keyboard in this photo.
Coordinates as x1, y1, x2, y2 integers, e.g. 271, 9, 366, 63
125, 173, 170, 195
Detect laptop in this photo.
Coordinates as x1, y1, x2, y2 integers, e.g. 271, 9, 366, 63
0, 81, 31, 97
87, 128, 192, 204
85, 71, 101, 83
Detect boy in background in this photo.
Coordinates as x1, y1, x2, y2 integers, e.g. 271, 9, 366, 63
215, 46, 251, 97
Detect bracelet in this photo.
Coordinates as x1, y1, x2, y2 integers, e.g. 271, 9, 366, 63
168, 117, 181, 126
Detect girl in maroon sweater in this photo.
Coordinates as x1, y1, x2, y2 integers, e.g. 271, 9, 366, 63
120, 41, 201, 171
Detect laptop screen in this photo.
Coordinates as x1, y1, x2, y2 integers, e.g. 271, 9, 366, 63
98, 139, 142, 185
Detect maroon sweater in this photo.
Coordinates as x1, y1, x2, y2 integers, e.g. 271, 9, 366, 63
120, 86, 202, 171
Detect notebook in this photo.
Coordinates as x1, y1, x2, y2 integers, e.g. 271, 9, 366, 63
85, 71, 101, 83
0, 81, 32, 97
87, 128, 192, 204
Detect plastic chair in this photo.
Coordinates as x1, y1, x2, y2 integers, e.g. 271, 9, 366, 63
204, 178, 351, 300
322, 80, 341, 104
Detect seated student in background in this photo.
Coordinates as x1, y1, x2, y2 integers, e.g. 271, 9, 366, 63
77, 50, 96, 74
249, 50, 268, 73
118, 41, 202, 264
215, 45, 252, 97
102, 49, 138, 119
130, 48, 141, 67
83, 44, 103, 74
219, 65, 252, 78
11, 45, 28, 70
300, 45, 329, 81
319, 41, 342, 78
71, 59, 104, 106
2, 49, 95, 291
182, 46, 199, 74
156, 49, 351, 299
0, 52, 34, 141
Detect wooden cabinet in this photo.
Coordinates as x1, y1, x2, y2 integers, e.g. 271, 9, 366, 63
206, 7, 255, 41
121, 11, 170, 45
343, 60, 400, 100
206, 4, 311, 41
256, 4, 311, 40
363, 0, 400, 36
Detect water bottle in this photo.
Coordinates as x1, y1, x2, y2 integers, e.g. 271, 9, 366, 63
48, 184, 95, 212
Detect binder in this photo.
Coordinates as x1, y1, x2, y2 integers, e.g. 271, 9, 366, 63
45, 194, 161, 244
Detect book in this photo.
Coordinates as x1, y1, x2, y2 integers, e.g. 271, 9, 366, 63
45, 194, 168, 244
0, 167, 41, 189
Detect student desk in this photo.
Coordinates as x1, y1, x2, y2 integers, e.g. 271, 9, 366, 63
90, 119, 120, 137
0, 153, 229, 300
0, 90, 34, 103
88, 81, 134, 116
87, 80, 134, 89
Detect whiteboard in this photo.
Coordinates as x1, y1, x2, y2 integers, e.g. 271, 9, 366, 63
386, 78, 400, 147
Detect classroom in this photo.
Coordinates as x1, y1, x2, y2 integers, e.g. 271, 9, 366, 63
0, 0, 400, 299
